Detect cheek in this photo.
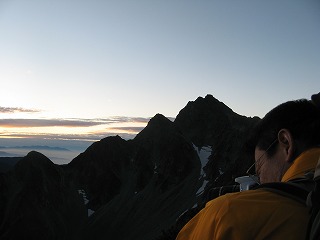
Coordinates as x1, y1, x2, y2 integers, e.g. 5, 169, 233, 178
259, 162, 277, 184
258, 165, 267, 184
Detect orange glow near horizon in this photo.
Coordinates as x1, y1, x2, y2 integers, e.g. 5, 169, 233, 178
0, 119, 148, 141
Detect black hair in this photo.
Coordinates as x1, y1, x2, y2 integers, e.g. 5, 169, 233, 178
247, 97, 320, 158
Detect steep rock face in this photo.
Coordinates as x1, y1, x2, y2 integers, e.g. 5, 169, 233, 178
0, 151, 87, 240
175, 94, 236, 147
64, 96, 261, 239
134, 114, 198, 192
174, 94, 260, 187
67, 136, 133, 210
155, 95, 261, 239
68, 114, 202, 240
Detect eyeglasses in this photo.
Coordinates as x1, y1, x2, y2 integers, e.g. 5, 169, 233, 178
246, 139, 278, 185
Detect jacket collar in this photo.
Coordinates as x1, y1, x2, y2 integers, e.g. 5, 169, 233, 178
281, 148, 320, 182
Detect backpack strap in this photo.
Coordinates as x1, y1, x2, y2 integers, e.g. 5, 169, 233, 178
253, 181, 311, 205
307, 180, 320, 240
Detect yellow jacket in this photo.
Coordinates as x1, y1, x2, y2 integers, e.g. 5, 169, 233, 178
176, 148, 320, 240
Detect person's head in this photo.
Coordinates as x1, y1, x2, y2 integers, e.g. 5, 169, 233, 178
248, 96, 320, 184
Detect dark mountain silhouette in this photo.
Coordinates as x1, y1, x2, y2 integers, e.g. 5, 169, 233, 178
66, 113, 202, 239
175, 94, 259, 187
0, 151, 87, 240
0, 94, 260, 240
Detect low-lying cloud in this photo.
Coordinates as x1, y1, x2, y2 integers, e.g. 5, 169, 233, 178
0, 116, 152, 142
0, 107, 41, 114
0, 119, 104, 128
0, 131, 137, 142
0, 117, 151, 128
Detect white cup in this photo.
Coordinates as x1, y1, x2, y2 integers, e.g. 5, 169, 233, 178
235, 176, 258, 191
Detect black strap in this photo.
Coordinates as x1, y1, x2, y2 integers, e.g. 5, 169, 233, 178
253, 181, 310, 205
253, 179, 319, 240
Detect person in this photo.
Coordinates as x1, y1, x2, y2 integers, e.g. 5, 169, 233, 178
176, 93, 320, 240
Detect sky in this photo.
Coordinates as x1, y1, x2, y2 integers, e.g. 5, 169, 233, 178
0, 0, 319, 163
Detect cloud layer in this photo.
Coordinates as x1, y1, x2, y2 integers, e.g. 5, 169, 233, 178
0, 107, 41, 114
0, 117, 150, 128
0, 111, 176, 145
0, 116, 153, 142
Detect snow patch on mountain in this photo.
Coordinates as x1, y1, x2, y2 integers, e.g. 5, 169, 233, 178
193, 144, 212, 196
194, 144, 212, 176
78, 189, 95, 216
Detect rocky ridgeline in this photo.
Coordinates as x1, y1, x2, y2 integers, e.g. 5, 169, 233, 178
0, 94, 259, 239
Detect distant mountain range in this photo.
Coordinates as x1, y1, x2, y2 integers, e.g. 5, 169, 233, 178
0, 145, 70, 151
0, 94, 260, 240
0, 151, 20, 157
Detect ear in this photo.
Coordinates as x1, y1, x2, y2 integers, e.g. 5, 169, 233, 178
277, 129, 295, 163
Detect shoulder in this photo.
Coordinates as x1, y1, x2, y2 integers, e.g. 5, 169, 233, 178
205, 188, 299, 214
206, 188, 267, 207
204, 187, 309, 225
177, 189, 308, 240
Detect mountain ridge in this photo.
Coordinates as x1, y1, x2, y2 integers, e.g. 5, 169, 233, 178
0, 94, 260, 239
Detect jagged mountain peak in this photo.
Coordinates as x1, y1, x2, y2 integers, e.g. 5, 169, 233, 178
69, 135, 128, 164
13, 151, 60, 183
134, 113, 175, 141
14, 151, 54, 170
90, 135, 126, 149
182, 94, 236, 118
196, 94, 219, 102
148, 113, 173, 126
174, 94, 258, 147
25, 150, 50, 160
